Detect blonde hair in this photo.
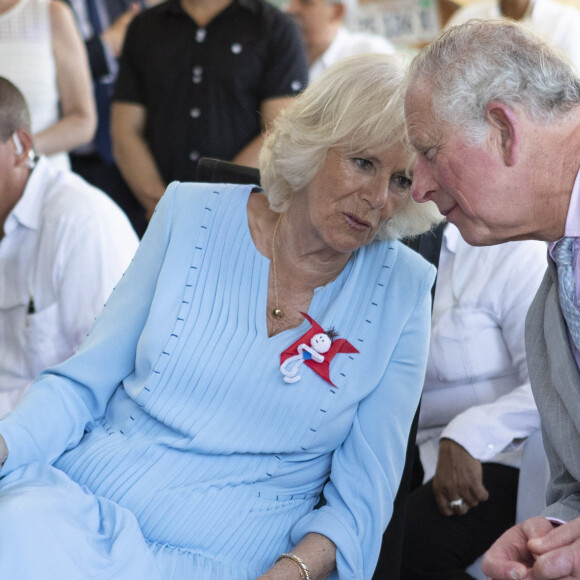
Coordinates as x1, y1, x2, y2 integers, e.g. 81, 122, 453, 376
260, 53, 441, 240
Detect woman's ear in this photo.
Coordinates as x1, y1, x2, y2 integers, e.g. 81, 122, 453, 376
485, 102, 519, 167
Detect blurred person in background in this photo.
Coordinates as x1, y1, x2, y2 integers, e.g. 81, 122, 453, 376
0, 76, 138, 418
286, 0, 395, 81
0, 0, 96, 170
111, 0, 308, 223
446, 0, 580, 73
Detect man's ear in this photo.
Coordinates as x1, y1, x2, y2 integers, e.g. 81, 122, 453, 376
485, 102, 519, 167
12, 129, 33, 167
331, 2, 346, 23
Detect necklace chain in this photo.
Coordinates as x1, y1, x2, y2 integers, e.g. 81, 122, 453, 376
271, 213, 284, 319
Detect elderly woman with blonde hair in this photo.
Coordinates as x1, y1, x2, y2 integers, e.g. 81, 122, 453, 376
0, 54, 441, 580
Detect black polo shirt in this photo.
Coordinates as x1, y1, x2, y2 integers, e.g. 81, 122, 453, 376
113, 0, 308, 184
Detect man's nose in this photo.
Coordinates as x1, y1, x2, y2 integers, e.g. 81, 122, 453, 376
411, 163, 436, 203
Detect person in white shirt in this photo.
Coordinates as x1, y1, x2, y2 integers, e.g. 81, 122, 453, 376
400, 223, 547, 579
446, 0, 580, 73
286, 0, 395, 81
0, 76, 139, 418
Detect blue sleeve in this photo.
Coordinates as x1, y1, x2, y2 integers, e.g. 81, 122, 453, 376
290, 264, 434, 580
0, 184, 179, 474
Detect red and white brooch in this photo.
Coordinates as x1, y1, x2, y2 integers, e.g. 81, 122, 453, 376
279, 313, 358, 386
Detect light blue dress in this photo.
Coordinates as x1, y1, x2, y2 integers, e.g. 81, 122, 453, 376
0, 183, 434, 579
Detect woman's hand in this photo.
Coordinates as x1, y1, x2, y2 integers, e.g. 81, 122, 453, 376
433, 438, 489, 516
256, 533, 336, 580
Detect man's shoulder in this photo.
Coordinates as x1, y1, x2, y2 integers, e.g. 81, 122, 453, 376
42, 170, 134, 233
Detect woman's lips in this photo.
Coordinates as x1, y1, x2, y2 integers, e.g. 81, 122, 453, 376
343, 213, 371, 231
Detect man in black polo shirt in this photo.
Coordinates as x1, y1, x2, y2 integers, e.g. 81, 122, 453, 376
111, 0, 308, 221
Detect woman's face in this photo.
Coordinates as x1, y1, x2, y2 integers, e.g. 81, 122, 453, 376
297, 145, 412, 253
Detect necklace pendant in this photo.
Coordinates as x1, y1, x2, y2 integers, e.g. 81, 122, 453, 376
272, 308, 284, 319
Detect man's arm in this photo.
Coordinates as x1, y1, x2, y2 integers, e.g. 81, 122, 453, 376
100, 3, 141, 60
232, 96, 293, 168
111, 101, 166, 220
432, 438, 489, 516
433, 383, 541, 516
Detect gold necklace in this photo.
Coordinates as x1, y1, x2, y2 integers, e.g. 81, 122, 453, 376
271, 213, 284, 319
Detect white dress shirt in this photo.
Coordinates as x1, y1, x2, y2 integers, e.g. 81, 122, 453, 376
417, 224, 547, 481
309, 26, 395, 81
446, 0, 580, 73
0, 157, 138, 417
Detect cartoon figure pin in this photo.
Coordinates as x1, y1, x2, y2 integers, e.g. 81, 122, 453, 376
279, 313, 359, 386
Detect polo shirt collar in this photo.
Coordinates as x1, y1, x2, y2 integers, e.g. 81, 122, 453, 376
167, 0, 258, 17
5, 157, 53, 235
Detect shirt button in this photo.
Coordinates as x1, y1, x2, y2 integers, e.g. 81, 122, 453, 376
192, 65, 203, 84
196, 29, 206, 43
189, 151, 200, 162
487, 444, 494, 451
190, 107, 201, 119
291, 80, 302, 92
231, 42, 242, 54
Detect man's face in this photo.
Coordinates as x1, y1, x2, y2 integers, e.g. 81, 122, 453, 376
405, 81, 532, 246
286, 0, 341, 54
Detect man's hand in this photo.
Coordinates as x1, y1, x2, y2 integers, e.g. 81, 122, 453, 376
482, 517, 556, 579
433, 438, 489, 516
101, 3, 141, 58
525, 516, 580, 579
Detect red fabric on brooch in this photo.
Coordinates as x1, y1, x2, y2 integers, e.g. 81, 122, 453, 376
280, 312, 359, 386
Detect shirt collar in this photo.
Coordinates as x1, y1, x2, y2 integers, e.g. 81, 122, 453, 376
166, 0, 257, 18
5, 157, 54, 235
319, 26, 347, 70
547, 166, 580, 259
441, 222, 459, 255
560, 167, 580, 238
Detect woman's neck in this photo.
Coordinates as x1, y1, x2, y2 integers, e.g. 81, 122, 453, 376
273, 211, 350, 293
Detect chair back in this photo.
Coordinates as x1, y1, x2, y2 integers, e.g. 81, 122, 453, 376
196, 158, 260, 186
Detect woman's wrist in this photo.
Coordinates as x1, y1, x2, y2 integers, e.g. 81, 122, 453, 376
276, 553, 312, 580
257, 553, 312, 580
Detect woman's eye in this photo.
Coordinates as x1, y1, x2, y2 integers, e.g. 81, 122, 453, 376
353, 158, 373, 171
390, 174, 412, 193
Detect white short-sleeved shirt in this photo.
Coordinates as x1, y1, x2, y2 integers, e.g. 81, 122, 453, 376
0, 157, 139, 417
309, 26, 396, 81
417, 224, 547, 480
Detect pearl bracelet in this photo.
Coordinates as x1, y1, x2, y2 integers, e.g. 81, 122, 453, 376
276, 552, 312, 580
